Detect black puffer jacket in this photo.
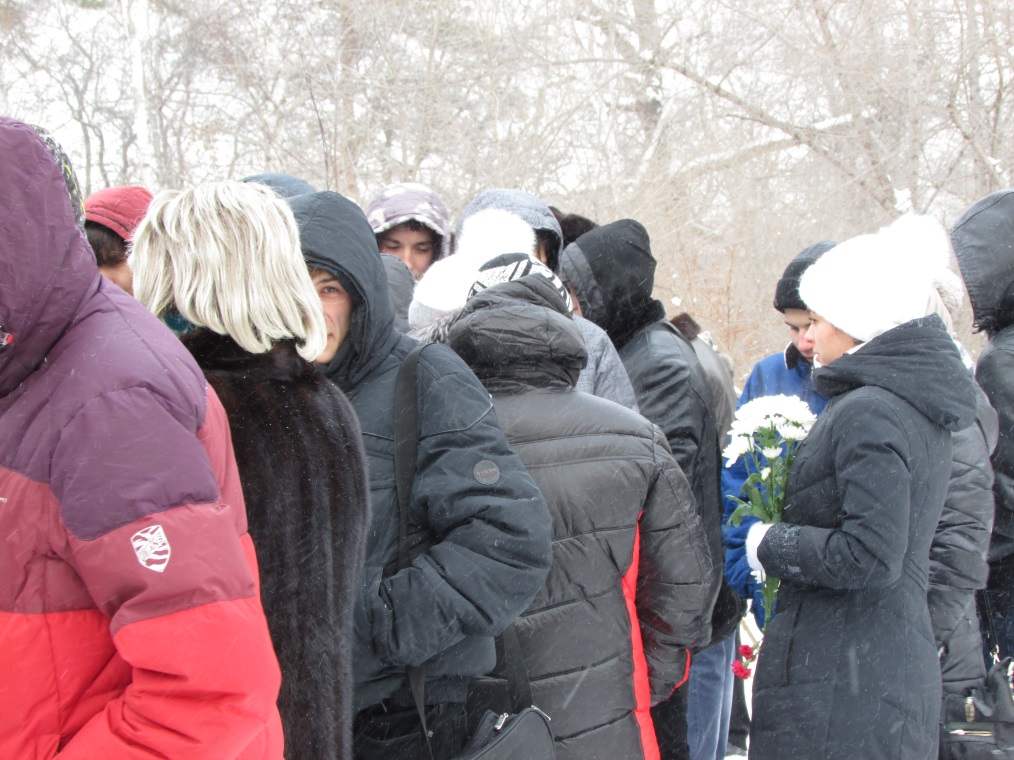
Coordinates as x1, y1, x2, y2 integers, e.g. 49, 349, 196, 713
930, 381, 997, 695
751, 317, 977, 760
447, 275, 717, 760
184, 331, 370, 760
952, 188, 1014, 570
562, 221, 725, 639
288, 191, 553, 711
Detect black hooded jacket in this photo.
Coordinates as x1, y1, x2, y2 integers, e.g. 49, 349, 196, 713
561, 220, 724, 638
447, 275, 717, 760
952, 188, 1014, 565
287, 192, 553, 710
751, 317, 977, 760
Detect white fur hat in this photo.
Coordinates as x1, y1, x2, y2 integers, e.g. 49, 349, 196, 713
454, 208, 537, 262
408, 208, 538, 338
407, 253, 479, 335
799, 214, 954, 343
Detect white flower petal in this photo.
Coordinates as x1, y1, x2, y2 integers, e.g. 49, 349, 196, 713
722, 434, 753, 466
732, 395, 816, 439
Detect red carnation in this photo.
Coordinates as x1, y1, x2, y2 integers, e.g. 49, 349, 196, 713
739, 644, 757, 661
732, 660, 753, 680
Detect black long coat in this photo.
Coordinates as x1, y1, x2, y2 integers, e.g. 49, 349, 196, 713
750, 317, 976, 760
185, 331, 371, 760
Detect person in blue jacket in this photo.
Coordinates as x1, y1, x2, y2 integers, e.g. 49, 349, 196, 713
722, 241, 835, 628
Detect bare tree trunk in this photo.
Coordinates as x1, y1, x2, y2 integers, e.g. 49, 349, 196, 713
119, 0, 157, 188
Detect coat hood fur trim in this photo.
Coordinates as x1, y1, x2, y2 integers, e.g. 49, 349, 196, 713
455, 208, 536, 262
408, 211, 539, 338
455, 189, 563, 272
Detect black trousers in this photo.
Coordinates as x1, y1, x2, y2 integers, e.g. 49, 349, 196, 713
353, 700, 469, 760
652, 683, 690, 760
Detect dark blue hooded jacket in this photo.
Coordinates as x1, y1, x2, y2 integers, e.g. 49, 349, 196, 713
288, 191, 552, 710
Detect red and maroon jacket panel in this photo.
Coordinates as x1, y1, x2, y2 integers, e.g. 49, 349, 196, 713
0, 117, 283, 758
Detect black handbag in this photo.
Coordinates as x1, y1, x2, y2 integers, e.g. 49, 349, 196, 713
453, 633, 554, 759
393, 345, 556, 760
940, 658, 1014, 759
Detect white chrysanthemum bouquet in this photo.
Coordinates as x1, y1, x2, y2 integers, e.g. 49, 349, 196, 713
724, 394, 817, 633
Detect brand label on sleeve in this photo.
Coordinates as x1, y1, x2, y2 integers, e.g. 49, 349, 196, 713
131, 525, 172, 572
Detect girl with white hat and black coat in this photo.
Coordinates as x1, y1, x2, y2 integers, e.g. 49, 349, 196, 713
745, 215, 978, 760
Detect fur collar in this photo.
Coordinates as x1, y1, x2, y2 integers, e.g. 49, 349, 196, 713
182, 328, 317, 383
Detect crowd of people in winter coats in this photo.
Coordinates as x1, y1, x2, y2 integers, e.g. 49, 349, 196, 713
3, 113, 1014, 760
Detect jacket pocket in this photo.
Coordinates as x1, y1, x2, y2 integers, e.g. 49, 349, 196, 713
754, 595, 802, 690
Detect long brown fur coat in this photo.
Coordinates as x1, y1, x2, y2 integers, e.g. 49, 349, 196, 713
185, 330, 370, 760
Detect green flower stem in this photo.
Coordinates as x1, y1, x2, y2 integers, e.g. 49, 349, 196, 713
725, 422, 807, 635
761, 575, 780, 633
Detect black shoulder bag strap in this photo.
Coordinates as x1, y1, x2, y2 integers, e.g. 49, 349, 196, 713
497, 623, 535, 713
393, 345, 431, 744
395, 344, 425, 572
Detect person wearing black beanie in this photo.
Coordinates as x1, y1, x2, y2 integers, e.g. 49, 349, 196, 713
723, 242, 836, 621
772, 240, 836, 312
720, 240, 834, 758
561, 220, 726, 760
771, 240, 837, 367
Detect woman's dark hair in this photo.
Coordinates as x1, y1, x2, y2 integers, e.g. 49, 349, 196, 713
534, 228, 562, 272
550, 206, 599, 248
85, 221, 127, 267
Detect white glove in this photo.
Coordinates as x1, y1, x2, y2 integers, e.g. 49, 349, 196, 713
746, 522, 772, 574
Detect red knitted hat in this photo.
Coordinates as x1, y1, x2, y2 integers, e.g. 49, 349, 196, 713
84, 185, 153, 242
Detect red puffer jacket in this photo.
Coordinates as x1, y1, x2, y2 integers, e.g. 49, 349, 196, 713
0, 117, 283, 758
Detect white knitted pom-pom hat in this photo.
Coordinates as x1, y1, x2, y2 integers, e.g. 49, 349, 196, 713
799, 214, 954, 343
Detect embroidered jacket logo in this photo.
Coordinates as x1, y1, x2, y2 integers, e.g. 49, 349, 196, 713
131, 525, 172, 572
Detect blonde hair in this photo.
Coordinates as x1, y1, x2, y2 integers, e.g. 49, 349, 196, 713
132, 181, 326, 361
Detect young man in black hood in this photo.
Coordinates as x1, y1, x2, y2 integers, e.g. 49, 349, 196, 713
288, 191, 553, 760
561, 219, 728, 760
